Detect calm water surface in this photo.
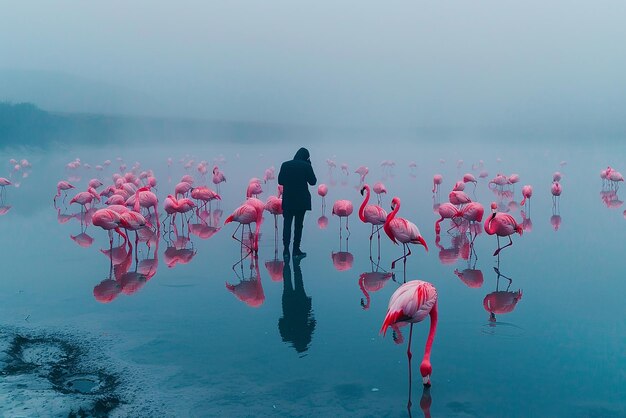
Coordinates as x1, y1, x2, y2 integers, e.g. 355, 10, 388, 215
1, 138, 625, 417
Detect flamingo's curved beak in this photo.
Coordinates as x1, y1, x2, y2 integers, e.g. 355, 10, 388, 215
422, 375, 431, 387
418, 236, 428, 252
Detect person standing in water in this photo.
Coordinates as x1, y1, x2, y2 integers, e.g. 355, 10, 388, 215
278, 147, 317, 258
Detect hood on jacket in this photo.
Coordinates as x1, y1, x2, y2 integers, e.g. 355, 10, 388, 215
293, 147, 310, 161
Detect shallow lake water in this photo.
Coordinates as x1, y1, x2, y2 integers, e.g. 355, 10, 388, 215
1, 136, 625, 417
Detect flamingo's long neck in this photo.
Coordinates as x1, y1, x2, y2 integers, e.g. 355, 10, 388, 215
422, 302, 438, 367
384, 200, 400, 242
484, 210, 497, 234
359, 186, 370, 222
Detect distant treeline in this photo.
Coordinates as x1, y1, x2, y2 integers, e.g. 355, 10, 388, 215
0, 102, 308, 147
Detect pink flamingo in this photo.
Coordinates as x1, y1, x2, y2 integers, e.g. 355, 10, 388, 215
521, 185, 533, 207
384, 197, 428, 271
92, 208, 129, 249
88, 178, 103, 189
224, 202, 262, 254
175, 181, 193, 198
70, 187, 101, 212
0, 177, 11, 200
54, 181, 75, 204
489, 174, 509, 189
381, 280, 438, 392
332, 199, 354, 237
448, 190, 471, 207
460, 202, 484, 242
483, 202, 523, 256
317, 184, 328, 209
130, 186, 159, 218
263, 166, 276, 183
265, 186, 283, 230
246, 178, 263, 198
354, 166, 369, 185
553, 171, 562, 182
434, 203, 461, 234
463, 173, 477, 185
163, 194, 196, 228
432, 174, 442, 194
119, 210, 150, 248
317, 215, 329, 229
190, 186, 221, 210
373, 181, 387, 204
551, 181, 562, 210
359, 184, 387, 256
212, 166, 226, 192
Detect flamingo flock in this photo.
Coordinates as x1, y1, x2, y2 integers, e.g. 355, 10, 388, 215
29, 149, 625, 414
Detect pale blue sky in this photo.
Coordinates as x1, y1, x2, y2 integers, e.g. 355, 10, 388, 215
1, 1, 625, 128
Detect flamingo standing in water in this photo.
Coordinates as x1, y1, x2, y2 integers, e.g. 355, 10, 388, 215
163, 194, 196, 227
521, 185, 533, 208
359, 184, 387, 258
551, 181, 562, 211
332, 199, 354, 238
225, 201, 262, 255
212, 166, 226, 192
190, 186, 221, 211
355, 166, 369, 185
381, 279, 438, 408
432, 174, 442, 194
434, 203, 461, 234
92, 208, 129, 249
70, 187, 101, 213
463, 173, 477, 188
373, 182, 387, 205
318, 184, 328, 210
484, 202, 523, 256
384, 197, 428, 272
460, 201, 484, 243
265, 186, 283, 230
54, 181, 75, 204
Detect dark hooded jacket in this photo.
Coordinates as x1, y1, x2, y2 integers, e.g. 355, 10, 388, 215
278, 148, 317, 213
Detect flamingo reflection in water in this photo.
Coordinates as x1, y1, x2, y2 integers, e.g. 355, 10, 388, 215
265, 216, 284, 282
226, 251, 265, 308
453, 239, 483, 288
331, 234, 353, 272
163, 221, 197, 269
358, 258, 393, 310
483, 262, 523, 324
279, 255, 315, 355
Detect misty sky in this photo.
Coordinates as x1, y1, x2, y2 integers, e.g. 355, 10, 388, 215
2, 1, 626, 128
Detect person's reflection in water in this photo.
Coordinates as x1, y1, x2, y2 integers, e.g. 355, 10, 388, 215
278, 257, 316, 356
